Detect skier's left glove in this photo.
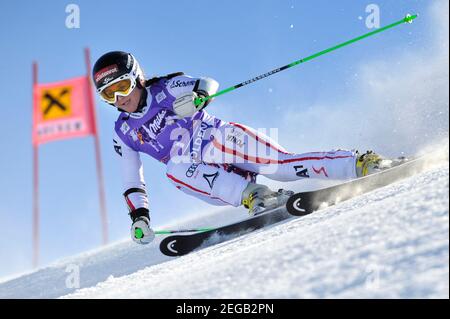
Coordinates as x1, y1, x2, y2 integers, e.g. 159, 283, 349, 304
130, 208, 155, 245
173, 91, 209, 118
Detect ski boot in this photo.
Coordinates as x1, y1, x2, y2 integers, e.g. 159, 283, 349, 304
355, 150, 384, 177
241, 182, 294, 216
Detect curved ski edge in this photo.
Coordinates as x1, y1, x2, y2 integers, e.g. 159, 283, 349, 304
159, 208, 292, 257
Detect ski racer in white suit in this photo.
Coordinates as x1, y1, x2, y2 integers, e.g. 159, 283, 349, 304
93, 51, 382, 244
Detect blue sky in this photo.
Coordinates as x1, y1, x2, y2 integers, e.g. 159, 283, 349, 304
0, 0, 447, 278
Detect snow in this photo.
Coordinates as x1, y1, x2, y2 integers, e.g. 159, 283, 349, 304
0, 160, 447, 299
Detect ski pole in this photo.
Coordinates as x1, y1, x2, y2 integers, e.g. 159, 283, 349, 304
194, 13, 418, 106
155, 227, 215, 235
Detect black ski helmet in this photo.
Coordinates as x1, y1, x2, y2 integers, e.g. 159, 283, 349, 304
92, 51, 144, 91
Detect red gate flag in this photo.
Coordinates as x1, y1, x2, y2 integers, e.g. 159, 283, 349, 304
32, 76, 95, 145
31, 49, 109, 269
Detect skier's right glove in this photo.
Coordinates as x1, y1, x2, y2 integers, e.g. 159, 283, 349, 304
172, 77, 219, 118
130, 208, 155, 245
173, 91, 206, 118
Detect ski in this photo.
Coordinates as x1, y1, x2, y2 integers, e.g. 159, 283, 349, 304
160, 207, 292, 257
286, 154, 435, 216
160, 153, 441, 257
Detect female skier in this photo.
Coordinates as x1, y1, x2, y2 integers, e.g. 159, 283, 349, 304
92, 51, 382, 244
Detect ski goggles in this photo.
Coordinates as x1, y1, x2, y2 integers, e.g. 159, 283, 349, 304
96, 74, 137, 104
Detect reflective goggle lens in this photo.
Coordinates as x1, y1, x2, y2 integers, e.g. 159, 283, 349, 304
99, 79, 132, 103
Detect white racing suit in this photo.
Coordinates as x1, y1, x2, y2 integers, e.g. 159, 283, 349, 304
113, 73, 358, 212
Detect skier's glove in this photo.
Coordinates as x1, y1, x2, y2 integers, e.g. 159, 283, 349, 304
130, 208, 155, 245
173, 91, 209, 118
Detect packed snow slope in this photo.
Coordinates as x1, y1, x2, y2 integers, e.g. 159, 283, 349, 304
0, 155, 448, 298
